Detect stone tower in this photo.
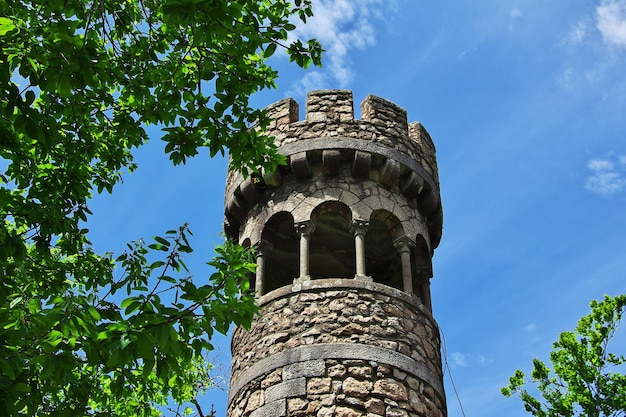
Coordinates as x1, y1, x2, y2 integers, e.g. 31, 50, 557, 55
224, 90, 445, 417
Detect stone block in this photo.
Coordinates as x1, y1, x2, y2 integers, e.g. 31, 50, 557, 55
225, 193, 248, 221
365, 398, 385, 415
317, 406, 336, 417
307, 377, 332, 394
308, 112, 327, 122
352, 150, 371, 178
328, 364, 346, 378
287, 397, 307, 413
385, 408, 409, 417
240, 176, 262, 205
335, 406, 362, 417
347, 366, 372, 379
373, 379, 408, 401
322, 149, 341, 176
261, 369, 282, 389
244, 390, 264, 413
283, 359, 326, 380
262, 167, 283, 187
400, 171, 423, 199
265, 377, 306, 403
290, 152, 311, 179
249, 399, 286, 417
380, 158, 400, 187
418, 188, 439, 216
342, 377, 373, 398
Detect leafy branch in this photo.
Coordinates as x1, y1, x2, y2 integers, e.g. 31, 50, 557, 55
502, 294, 626, 417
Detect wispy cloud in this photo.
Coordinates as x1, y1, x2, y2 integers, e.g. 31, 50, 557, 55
597, 0, 626, 48
510, 8, 522, 19
558, 1, 626, 91
450, 351, 469, 368
585, 155, 626, 195
568, 18, 591, 45
287, 0, 396, 95
524, 323, 537, 332
507, 7, 523, 32
448, 351, 493, 368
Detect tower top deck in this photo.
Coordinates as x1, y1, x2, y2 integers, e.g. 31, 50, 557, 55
224, 90, 443, 248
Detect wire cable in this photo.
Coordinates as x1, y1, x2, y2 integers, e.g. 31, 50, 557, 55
440, 326, 467, 417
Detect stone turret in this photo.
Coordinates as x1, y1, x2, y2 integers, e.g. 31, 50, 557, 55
225, 90, 445, 417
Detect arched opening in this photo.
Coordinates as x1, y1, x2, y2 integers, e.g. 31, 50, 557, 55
366, 210, 403, 290
261, 212, 299, 294
241, 238, 254, 293
309, 201, 354, 279
412, 235, 433, 309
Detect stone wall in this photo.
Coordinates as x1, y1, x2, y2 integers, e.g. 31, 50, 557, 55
229, 357, 445, 417
228, 279, 445, 417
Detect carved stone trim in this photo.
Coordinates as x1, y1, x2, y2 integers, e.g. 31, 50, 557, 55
228, 343, 445, 405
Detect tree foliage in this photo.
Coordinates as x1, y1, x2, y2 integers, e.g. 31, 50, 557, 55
0, 0, 321, 415
502, 294, 626, 417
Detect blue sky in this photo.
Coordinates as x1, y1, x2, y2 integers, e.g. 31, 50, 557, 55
87, 1, 626, 416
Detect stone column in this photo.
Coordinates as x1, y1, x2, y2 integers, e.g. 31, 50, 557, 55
421, 279, 433, 312
294, 221, 315, 281
351, 219, 370, 280
394, 236, 415, 295
254, 240, 272, 297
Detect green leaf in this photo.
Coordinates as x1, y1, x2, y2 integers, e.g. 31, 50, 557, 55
264, 42, 277, 58
153, 236, 170, 247
9, 296, 23, 309
87, 306, 101, 321
0, 17, 16, 35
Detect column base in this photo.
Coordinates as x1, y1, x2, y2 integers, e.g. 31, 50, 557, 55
292, 276, 311, 291
354, 274, 373, 282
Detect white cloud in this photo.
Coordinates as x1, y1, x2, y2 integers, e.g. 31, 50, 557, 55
287, 0, 394, 95
524, 323, 537, 332
450, 351, 468, 367
477, 355, 494, 365
558, 3, 626, 92
597, 0, 626, 48
448, 351, 493, 368
585, 156, 626, 195
588, 158, 614, 171
568, 19, 590, 45
510, 8, 522, 19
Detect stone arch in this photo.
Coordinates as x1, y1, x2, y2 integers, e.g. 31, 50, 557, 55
366, 210, 404, 290
309, 201, 355, 279
260, 211, 299, 294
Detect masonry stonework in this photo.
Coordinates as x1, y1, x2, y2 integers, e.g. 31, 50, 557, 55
224, 90, 445, 417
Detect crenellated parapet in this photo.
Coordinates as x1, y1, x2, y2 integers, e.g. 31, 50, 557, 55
224, 90, 443, 249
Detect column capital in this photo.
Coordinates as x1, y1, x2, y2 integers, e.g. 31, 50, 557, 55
254, 239, 273, 254
350, 219, 369, 235
393, 236, 415, 253
294, 220, 315, 237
